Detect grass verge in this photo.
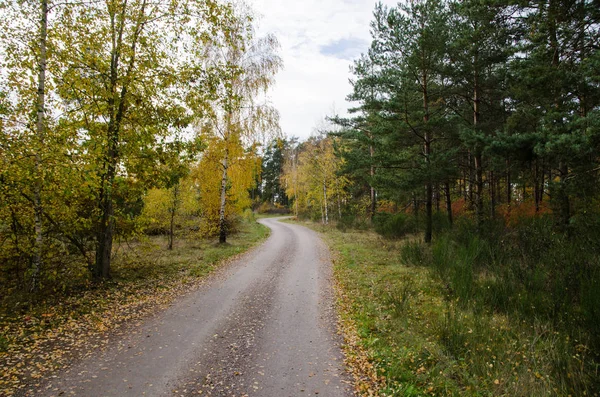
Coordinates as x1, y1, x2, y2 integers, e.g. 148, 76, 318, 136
297, 220, 599, 397
0, 219, 269, 396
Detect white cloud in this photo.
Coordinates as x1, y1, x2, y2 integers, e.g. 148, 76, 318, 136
249, 0, 397, 140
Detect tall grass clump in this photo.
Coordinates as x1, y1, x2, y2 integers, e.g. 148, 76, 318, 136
399, 214, 600, 395
306, 213, 600, 396
336, 212, 371, 232
373, 212, 417, 239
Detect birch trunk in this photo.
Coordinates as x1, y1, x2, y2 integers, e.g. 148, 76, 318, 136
323, 180, 328, 225
32, 0, 49, 292
168, 184, 180, 250
219, 149, 229, 243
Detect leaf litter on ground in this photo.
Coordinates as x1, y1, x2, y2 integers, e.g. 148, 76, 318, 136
0, 223, 269, 397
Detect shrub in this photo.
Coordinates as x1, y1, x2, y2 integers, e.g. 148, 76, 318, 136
256, 202, 290, 215
241, 208, 255, 222
373, 212, 417, 239
336, 213, 370, 232
400, 239, 427, 266
408, 214, 600, 348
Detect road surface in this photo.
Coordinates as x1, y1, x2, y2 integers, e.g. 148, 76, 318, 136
36, 218, 353, 397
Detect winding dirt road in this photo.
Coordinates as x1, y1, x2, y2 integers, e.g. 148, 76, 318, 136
38, 218, 353, 397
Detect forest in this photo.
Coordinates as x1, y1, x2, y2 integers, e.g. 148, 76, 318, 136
275, 0, 600, 395
1, 0, 600, 396
0, 0, 280, 291
0, 1, 280, 388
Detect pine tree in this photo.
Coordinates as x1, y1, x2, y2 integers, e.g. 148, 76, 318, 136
445, 0, 513, 223
368, 0, 451, 242
332, 51, 382, 222
261, 138, 289, 206
507, 0, 600, 226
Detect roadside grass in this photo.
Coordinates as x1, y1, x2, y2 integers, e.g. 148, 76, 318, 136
298, 220, 599, 397
255, 213, 292, 219
0, 219, 269, 396
111, 220, 269, 282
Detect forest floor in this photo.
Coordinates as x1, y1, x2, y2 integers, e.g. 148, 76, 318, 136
0, 220, 269, 397
295, 219, 598, 397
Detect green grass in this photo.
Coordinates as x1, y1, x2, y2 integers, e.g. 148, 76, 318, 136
111, 219, 269, 282
302, 222, 599, 397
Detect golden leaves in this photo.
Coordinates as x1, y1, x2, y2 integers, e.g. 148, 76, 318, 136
331, 264, 386, 396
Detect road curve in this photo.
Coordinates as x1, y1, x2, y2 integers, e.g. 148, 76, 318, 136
36, 218, 353, 397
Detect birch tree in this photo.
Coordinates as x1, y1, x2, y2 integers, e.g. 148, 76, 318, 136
291, 135, 347, 224
0, 0, 56, 291
199, 2, 281, 243
52, 0, 238, 279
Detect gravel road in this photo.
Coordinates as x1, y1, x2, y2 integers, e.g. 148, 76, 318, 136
38, 218, 353, 397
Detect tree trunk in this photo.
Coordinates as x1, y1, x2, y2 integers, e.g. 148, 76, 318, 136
31, 0, 49, 292
548, 0, 570, 226
370, 186, 376, 221
323, 180, 328, 225
497, 176, 503, 205
219, 150, 229, 244
425, 179, 433, 243
540, 160, 545, 203
468, 151, 474, 203
94, 0, 145, 279
534, 160, 540, 212
473, 52, 483, 226
490, 171, 496, 218
95, 189, 114, 279
506, 158, 511, 206
413, 193, 419, 221
422, 66, 433, 243
558, 161, 570, 226
94, 124, 119, 279
293, 150, 299, 218
445, 181, 453, 227
168, 184, 179, 250
474, 152, 483, 223
370, 143, 376, 221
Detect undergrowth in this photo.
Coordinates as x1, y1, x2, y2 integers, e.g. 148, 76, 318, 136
309, 215, 600, 397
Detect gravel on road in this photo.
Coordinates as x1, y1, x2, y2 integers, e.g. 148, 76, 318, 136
36, 218, 353, 397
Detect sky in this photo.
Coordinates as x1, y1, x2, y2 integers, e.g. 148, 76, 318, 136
250, 0, 398, 140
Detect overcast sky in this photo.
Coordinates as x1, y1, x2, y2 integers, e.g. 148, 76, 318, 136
250, 0, 397, 140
